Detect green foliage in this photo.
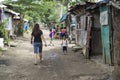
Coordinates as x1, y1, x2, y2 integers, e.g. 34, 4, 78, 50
3, 0, 96, 26
0, 21, 9, 44
3, 0, 63, 25
16, 20, 24, 36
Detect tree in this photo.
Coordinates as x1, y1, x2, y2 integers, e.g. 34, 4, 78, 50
3, 0, 96, 25
3, 0, 62, 25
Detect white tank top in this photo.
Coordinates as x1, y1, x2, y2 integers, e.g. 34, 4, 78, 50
62, 40, 67, 46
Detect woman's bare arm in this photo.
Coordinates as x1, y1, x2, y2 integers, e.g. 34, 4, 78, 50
41, 34, 47, 45
31, 35, 33, 44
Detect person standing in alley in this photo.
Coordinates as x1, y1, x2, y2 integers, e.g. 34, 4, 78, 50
61, 27, 66, 39
48, 29, 54, 46
61, 37, 68, 55
55, 25, 59, 33
31, 23, 47, 65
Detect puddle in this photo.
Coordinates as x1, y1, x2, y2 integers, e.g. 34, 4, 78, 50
0, 59, 10, 66
50, 53, 57, 58
46, 53, 58, 59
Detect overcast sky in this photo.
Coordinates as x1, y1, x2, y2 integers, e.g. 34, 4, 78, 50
0, 0, 4, 2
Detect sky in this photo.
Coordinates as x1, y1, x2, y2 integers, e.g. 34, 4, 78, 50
0, 0, 4, 2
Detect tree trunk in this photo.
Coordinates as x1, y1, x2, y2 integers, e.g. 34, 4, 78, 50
112, 1, 120, 80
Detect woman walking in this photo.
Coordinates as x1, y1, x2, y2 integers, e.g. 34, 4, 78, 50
31, 23, 47, 65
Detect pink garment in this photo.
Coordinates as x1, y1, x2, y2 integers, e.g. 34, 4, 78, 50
61, 29, 66, 33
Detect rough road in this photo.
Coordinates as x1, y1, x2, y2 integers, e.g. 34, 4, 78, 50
0, 27, 112, 80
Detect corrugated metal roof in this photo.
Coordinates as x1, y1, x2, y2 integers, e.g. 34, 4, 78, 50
4, 8, 20, 15
0, 4, 7, 8
68, 2, 95, 15
86, 0, 112, 10
60, 12, 69, 22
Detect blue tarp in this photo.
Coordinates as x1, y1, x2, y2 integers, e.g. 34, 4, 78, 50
60, 13, 69, 22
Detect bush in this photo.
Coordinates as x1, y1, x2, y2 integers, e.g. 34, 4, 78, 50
0, 21, 9, 44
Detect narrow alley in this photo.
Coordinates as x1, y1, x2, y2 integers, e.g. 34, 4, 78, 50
0, 27, 112, 80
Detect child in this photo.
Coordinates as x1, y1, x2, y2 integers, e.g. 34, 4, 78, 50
61, 27, 66, 39
61, 37, 68, 54
48, 29, 54, 46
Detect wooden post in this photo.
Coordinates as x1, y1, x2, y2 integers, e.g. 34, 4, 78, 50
112, 0, 120, 79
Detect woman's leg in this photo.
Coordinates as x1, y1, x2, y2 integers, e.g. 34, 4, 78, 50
39, 42, 43, 62
34, 54, 37, 64
33, 43, 38, 65
39, 53, 42, 61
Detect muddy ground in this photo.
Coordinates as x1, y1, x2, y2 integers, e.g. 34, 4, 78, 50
0, 28, 112, 80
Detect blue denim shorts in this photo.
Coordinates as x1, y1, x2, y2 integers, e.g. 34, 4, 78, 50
33, 42, 43, 54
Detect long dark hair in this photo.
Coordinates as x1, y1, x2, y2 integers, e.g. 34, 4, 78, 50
32, 23, 41, 35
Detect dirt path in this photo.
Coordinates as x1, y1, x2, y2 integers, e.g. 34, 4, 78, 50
0, 28, 111, 80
